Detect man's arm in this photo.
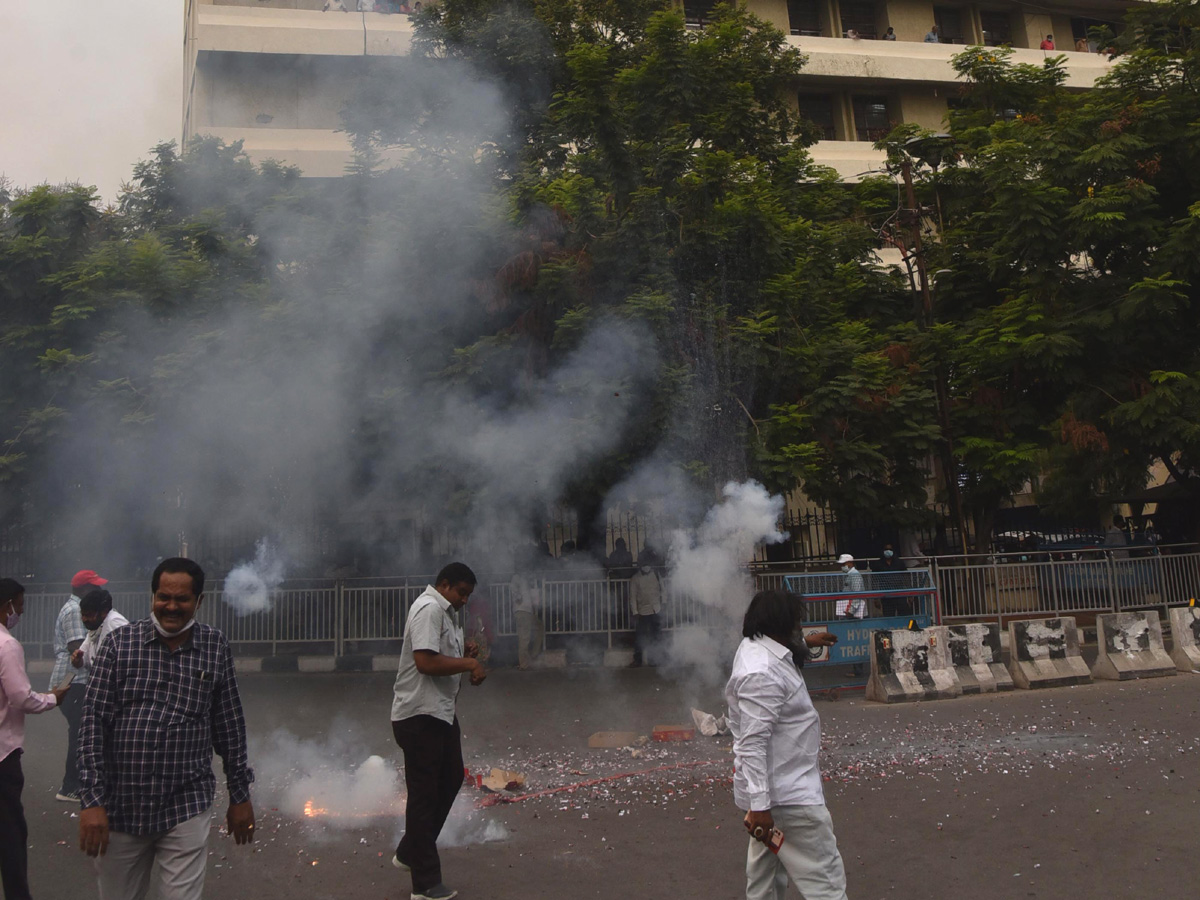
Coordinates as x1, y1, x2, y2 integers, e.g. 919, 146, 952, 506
78, 637, 118, 857
0, 640, 59, 713
731, 670, 787, 843
408, 602, 485, 684
210, 635, 256, 844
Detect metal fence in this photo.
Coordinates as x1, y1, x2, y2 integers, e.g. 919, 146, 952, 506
16, 548, 1200, 661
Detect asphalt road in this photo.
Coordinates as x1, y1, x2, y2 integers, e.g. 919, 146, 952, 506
19, 664, 1200, 899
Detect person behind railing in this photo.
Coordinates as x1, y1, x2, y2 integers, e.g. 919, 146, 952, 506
883, 26, 896, 41
1040, 34, 1056, 50
322, 0, 348, 11
834, 554, 865, 618
924, 24, 940, 43
871, 545, 912, 616
510, 571, 544, 670
628, 550, 664, 667
606, 538, 635, 580
1105, 515, 1130, 560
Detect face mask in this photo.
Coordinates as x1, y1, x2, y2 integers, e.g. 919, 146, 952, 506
640, 566, 652, 574
151, 612, 195, 638
884, 550, 894, 559
4, 603, 19, 629
840, 565, 849, 573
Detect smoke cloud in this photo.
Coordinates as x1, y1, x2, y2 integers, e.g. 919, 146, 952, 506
223, 540, 286, 616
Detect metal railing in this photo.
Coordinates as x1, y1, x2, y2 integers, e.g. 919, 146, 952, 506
16, 549, 1200, 660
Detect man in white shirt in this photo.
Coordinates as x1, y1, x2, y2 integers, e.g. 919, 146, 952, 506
726, 590, 845, 900
71, 589, 130, 671
510, 572, 544, 669
390, 563, 486, 900
834, 554, 866, 619
628, 557, 664, 666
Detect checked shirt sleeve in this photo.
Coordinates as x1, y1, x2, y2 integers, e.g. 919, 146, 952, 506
78, 636, 118, 810
210, 634, 254, 804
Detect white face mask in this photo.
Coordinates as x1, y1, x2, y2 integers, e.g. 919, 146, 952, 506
151, 612, 196, 638
640, 565, 652, 574
4, 603, 19, 630
883, 550, 894, 559
841, 565, 850, 573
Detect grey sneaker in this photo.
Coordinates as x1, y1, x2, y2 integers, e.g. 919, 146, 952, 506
412, 886, 457, 900
392, 854, 410, 872
55, 791, 80, 803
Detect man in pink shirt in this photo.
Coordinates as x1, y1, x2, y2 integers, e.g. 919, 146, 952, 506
0, 578, 71, 899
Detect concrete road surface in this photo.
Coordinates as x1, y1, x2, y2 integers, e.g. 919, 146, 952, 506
19, 665, 1200, 899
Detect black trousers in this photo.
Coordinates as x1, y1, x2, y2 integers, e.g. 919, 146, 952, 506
58, 685, 84, 795
0, 750, 31, 900
633, 614, 662, 665
392, 716, 464, 893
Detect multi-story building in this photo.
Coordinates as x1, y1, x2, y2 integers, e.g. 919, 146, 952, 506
184, 0, 1125, 180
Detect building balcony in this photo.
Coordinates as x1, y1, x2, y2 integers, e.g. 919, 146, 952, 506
192, 5, 413, 57
788, 34, 1112, 88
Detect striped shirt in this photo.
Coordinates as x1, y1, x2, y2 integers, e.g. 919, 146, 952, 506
49, 595, 88, 690
78, 619, 254, 835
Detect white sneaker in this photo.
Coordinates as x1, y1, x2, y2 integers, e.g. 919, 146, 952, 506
411, 886, 457, 900
392, 855, 410, 871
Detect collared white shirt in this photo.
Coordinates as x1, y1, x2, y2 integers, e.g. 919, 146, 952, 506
79, 609, 130, 670
726, 636, 824, 811
390, 586, 464, 725
835, 567, 866, 618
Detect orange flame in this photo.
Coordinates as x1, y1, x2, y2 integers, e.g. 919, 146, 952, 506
303, 799, 329, 818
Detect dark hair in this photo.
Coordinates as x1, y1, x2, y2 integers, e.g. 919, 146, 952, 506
80, 588, 114, 617
151, 557, 206, 595
0, 579, 24, 604
435, 562, 477, 588
742, 590, 803, 642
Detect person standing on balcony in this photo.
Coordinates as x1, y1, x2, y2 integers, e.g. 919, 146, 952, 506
1040, 34, 1056, 50
924, 25, 940, 42
391, 563, 486, 900
0, 578, 71, 900
883, 26, 896, 41
628, 552, 664, 667
50, 568, 107, 804
77, 557, 256, 900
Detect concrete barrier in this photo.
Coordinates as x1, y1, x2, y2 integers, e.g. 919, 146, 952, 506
947, 623, 1013, 694
1007, 617, 1091, 689
866, 626, 961, 703
1169, 606, 1200, 673
1090, 612, 1176, 681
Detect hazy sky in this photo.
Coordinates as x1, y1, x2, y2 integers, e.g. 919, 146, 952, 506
0, 4, 181, 203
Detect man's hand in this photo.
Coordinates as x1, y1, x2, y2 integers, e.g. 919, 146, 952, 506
80, 806, 110, 857
743, 810, 775, 845
469, 659, 487, 686
51, 684, 71, 705
227, 801, 256, 845
805, 631, 838, 648
71, 649, 84, 668
464, 639, 480, 659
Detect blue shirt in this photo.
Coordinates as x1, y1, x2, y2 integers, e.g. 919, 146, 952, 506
78, 619, 254, 835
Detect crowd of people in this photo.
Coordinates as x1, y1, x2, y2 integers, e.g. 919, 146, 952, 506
0, 554, 857, 900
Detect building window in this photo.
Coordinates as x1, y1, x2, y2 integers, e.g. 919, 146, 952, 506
839, 1, 878, 40
683, 0, 717, 27
979, 11, 1012, 47
787, 0, 822, 36
852, 96, 890, 141
933, 6, 966, 44
797, 94, 837, 141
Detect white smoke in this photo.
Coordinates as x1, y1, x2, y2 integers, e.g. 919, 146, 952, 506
667, 480, 786, 615
222, 539, 285, 616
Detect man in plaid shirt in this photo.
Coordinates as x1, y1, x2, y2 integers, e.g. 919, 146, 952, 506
77, 557, 256, 900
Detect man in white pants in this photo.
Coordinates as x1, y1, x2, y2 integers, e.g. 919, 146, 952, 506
78, 558, 256, 900
726, 590, 847, 900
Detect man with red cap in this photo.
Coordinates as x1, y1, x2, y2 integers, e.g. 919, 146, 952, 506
50, 569, 107, 802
